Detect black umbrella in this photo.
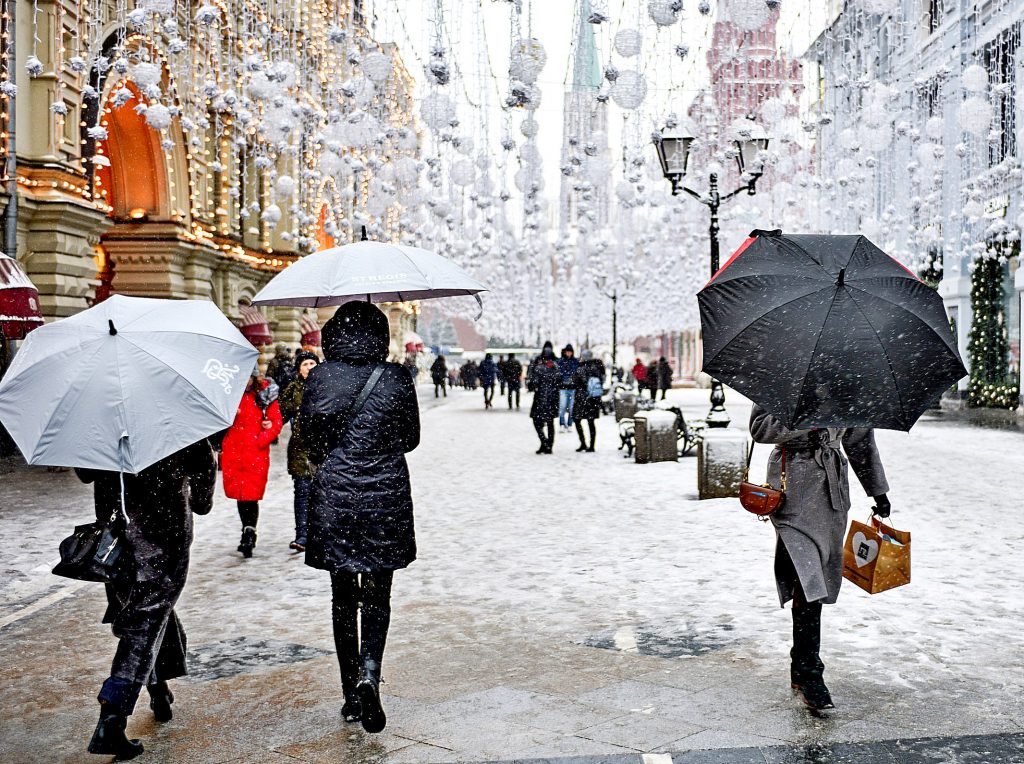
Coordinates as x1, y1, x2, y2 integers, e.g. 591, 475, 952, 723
697, 230, 967, 431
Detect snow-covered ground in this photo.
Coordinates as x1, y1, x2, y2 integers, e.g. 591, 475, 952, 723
1, 384, 1022, 762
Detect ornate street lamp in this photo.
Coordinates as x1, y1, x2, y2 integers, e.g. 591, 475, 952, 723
652, 113, 770, 426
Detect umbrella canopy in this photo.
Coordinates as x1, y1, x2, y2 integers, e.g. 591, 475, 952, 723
0, 251, 44, 340
238, 301, 273, 347
251, 241, 487, 308
698, 230, 967, 431
0, 295, 259, 472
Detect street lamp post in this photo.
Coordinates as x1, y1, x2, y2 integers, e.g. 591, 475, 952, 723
653, 114, 770, 428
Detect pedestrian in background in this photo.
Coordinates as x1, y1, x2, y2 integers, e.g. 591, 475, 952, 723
498, 354, 508, 398
572, 349, 605, 452
557, 344, 579, 432
78, 439, 216, 760
430, 354, 448, 398
220, 369, 283, 558
645, 359, 658, 400
505, 352, 523, 410
266, 344, 296, 400
749, 406, 890, 711
300, 301, 421, 734
631, 358, 647, 395
527, 341, 560, 453
479, 353, 499, 409
656, 356, 673, 400
280, 350, 320, 553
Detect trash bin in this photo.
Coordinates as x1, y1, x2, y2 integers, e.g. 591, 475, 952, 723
634, 410, 678, 464
614, 393, 637, 422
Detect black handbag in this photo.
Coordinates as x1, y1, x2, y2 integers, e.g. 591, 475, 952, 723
52, 517, 126, 582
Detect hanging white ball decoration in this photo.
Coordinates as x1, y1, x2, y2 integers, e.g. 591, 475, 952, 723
130, 62, 162, 89
393, 157, 420, 186
25, 56, 44, 77
728, 0, 771, 31
450, 159, 475, 186
838, 127, 861, 151
519, 141, 542, 167
610, 70, 647, 110
274, 175, 297, 198
421, 92, 455, 130
614, 29, 642, 58
925, 116, 944, 140
760, 97, 787, 125
143, 104, 172, 130
958, 96, 993, 136
520, 117, 539, 138
261, 204, 283, 225
961, 64, 989, 93
648, 0, 681, 27
194, 4, 219, 26
615, 181, 635, 202
509, 38, 547, 85
362, 52, 392, 84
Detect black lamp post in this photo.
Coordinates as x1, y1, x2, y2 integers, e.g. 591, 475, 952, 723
653, 114, 769, 427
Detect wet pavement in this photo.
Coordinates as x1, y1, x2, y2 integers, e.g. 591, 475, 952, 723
1, 386, 1023, 763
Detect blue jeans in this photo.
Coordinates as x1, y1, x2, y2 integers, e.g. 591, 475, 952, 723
293, 476, 312, 544
558, 389, 576, 428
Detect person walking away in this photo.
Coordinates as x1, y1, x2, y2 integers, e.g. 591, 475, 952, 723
478, 353, 499, 409
497, 354, 507, 398
749, 406, 890, 710
527, 341, 560, 453
656, 356, 673, 400
403, 354, 418, 382
505, 353, 523, 410
299, 301, 420, 734
572, 349, 606, 451
280, 351, 320, 552
631, 358, 647, 395
430, 355, 448, 398
557, 344, 579, 431
220, 370, 283, 558
267, 344, 296, 401
77, 439, 216, 760
645, 359, 659, 400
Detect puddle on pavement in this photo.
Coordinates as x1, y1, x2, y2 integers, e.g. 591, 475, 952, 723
582, 621, 735, 658
185, 635, 331, 681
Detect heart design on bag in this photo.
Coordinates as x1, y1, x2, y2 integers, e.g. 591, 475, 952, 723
852, 531, 879, 568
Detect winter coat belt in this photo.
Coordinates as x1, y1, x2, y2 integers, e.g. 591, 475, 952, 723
782, 440, 847, 512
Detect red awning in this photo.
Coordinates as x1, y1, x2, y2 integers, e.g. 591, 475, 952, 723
300, 312, 321, 348
0, 253, 44, 340
238, 303, 273, 347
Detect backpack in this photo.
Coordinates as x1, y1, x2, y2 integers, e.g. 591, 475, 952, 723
586, 376, 603, 398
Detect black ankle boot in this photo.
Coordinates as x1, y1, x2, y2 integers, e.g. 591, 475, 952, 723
88, 703, 144, 759
148, 680, 174, 722
340, 657, 362, 723
341, 691, 362, 723
356, 659, 386, 733
238, 526, 257, 558
790, 601, 834, 710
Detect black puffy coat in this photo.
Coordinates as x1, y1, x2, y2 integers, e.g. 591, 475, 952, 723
528, 352, 560, 420
300, 302, 421, 573
573, 359, 606, 421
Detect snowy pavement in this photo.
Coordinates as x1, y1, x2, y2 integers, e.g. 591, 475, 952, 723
1, 384, 1023, 763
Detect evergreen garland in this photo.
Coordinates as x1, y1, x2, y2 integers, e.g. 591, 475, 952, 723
918, 248, 943, 290
967, 252, 1018, 408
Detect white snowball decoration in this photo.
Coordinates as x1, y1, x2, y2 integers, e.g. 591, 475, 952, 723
961, 63, 989, 93
838, 127, 861, 151
143, 104, 172, 130
520, 117, 539, 138
614, 29, 642, 58
861, 0, 898, 13
112, 87, 134, 108
585, 157, 612, 185
137, 0, 174, 14
648, 0, 681, 27
450, 159, 475, 186
274, 175, 297, 198
519, 141, 542, 167
958, 96, 993, 136
261, 204, 283, 225
194, 4, 219, 25
728, 0, 770, 31
509, 38, 547, 85
916, 143, 941, 168
130, 62, 162, 88
615, 181, 635, 202
362, 52, 392, 83
340, 112, 380, 149
514, 167, 544, 194
421, 92, 455, 130
760, 97, 787, 125
610, 69, 647, 110
925, 116, 944, 140
25, 56, 43, 77
393, 157, 419, 186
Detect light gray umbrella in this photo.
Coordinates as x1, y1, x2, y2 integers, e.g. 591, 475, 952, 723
0, 295, 259, 473
251, 240, 487, 308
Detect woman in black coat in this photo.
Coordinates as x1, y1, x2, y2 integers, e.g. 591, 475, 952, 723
527, 340, 560, 454
572, 351, 606, 452
299, 301, 420, 734
76, 438, 216, 760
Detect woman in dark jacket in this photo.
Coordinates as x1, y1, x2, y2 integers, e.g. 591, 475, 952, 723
430, 355, 448, 398
655, 357, 673, 399
299, 301, 420, 734
280, 350, 320, 552
749, 406, 889, 710
76, 438, 216, 760
527, 341, 560, 454
572, 350, 606, 452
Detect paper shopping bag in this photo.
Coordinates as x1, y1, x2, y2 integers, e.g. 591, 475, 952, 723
842, 516, 911, 594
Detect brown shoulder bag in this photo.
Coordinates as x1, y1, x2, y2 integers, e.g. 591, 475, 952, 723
739, 442, 786, 520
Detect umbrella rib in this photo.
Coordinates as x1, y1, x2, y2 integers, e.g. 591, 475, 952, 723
702, 285, 835, 371
843, 283, 961, 356
791, 287, 845, 427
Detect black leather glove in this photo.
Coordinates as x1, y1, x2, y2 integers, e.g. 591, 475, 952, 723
872, 494, 891, 518
807, 429, 822, 448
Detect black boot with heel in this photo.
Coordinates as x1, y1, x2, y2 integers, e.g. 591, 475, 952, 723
87, 702, 145, 759
148, 680, 174, 723
356, 659, 387, 733
790, 600, 834, 710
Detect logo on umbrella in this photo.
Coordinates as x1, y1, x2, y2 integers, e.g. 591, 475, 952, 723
203, 358, 241, 394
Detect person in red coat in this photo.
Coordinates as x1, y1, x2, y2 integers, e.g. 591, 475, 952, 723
220, 372, 283, 557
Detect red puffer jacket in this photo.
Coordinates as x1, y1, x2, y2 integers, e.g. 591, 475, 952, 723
221, 380, 283, 502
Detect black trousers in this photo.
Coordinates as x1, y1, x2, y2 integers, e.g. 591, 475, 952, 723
575, 418, 597, 448
330, 571, 394, 695
483, 384, 495, 406
434, 381, 446, 397
508, 386, 520, 408
237, 500, 259, 528
533, 418, 554, 447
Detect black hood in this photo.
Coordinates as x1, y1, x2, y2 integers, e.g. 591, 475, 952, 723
322, 301, 390, 363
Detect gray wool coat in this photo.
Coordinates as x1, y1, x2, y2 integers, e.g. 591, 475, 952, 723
749, 406, 889, 606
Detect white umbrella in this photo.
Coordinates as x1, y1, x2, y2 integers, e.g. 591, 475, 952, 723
0, 295, 259, 473
251, 241, 487, 308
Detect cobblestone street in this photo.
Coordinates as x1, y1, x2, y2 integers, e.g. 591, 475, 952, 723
1, 387, 1023, 763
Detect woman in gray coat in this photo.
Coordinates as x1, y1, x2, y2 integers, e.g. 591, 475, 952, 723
749, 405, 890, 710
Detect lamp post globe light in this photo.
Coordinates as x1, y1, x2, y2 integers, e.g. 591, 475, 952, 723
652, 113, 770, 427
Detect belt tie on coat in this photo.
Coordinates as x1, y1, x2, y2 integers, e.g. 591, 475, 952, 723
785, 431, 847, 511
